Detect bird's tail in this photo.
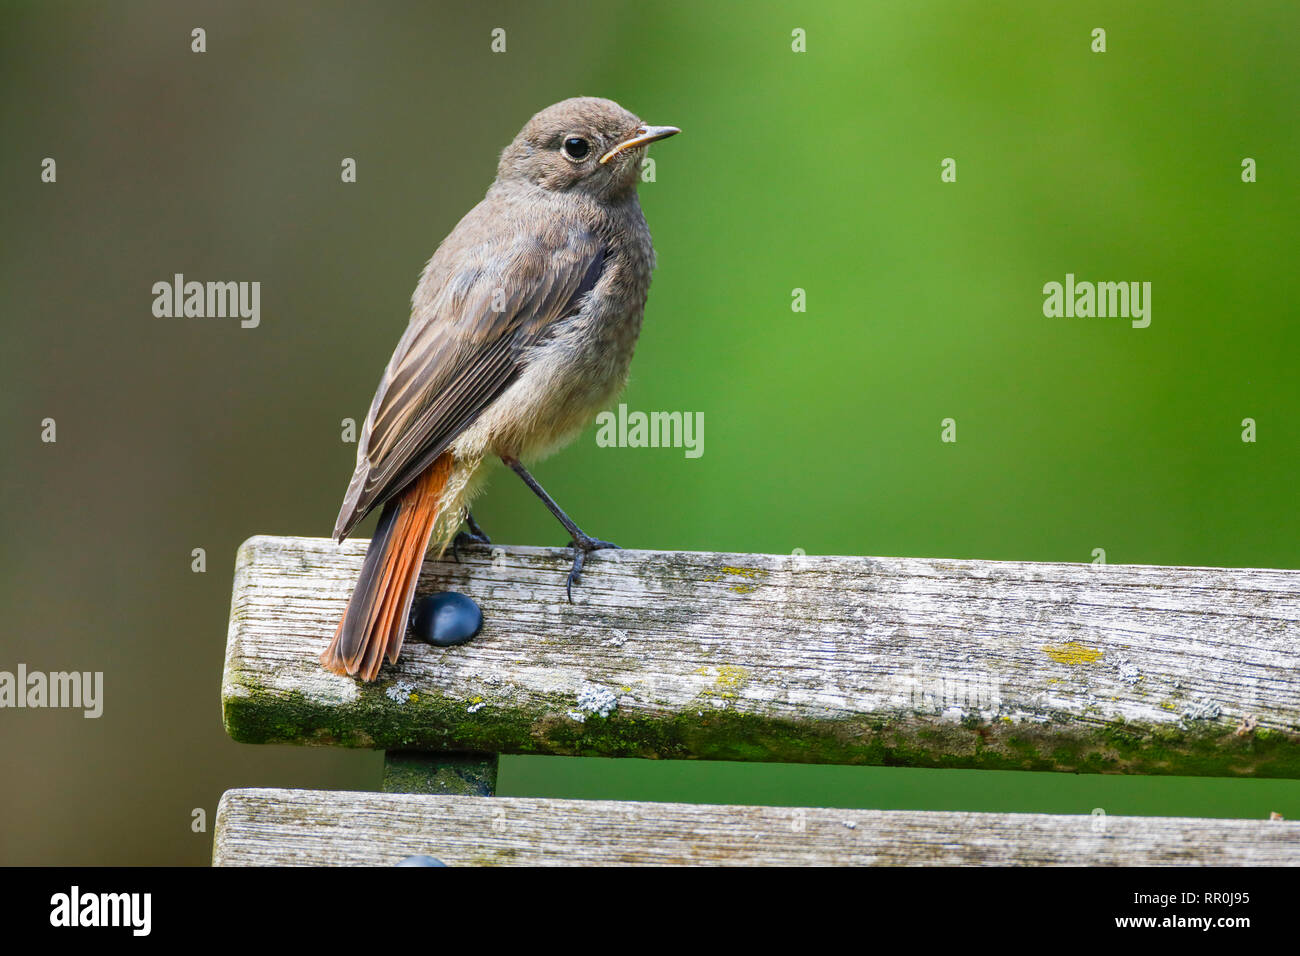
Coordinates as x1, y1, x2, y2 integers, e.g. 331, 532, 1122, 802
320, 453, 454, 681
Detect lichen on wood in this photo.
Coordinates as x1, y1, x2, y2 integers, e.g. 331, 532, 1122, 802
222, 535, 1300, 777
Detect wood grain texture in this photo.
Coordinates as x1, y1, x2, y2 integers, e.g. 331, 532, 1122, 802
223, 535, 1300, 775
212, 787, 1300, 866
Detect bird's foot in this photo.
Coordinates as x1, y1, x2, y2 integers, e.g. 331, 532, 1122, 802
565, 534, 620, 602
451, 511, 491, 563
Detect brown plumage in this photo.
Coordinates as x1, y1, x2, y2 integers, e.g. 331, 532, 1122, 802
320, 452, 451, 681
321, 97, 679, 681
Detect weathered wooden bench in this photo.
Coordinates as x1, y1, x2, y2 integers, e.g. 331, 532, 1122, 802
216, 535, 1300, 865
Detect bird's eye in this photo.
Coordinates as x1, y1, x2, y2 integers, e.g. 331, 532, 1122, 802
561, 136, 591, 161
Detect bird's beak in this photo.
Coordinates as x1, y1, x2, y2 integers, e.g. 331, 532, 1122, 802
599, 124, 681, 164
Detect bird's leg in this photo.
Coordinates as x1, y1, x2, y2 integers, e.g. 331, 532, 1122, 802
450, 509, 491, 563
502, 456, 619, 601
464, 510, 490, 542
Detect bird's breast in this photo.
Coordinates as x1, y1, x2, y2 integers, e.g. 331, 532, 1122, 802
452, 226, 655, 465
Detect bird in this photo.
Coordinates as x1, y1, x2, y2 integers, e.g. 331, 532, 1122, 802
320, 97, 679, 681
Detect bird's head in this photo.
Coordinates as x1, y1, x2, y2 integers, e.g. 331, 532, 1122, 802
497, 96, 679, 199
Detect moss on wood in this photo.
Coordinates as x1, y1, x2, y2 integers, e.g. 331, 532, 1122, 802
382, 752, 498, 795
222, 673, 1300, 777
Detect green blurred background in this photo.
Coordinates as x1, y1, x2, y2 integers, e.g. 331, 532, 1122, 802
1, 1, 1297, 864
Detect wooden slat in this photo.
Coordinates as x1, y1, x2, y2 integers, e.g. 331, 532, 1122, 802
212, 788, 1300, 866
222, 535, 1300, 776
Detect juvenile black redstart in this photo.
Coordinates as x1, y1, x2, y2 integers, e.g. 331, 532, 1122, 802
322, 97, 679, 681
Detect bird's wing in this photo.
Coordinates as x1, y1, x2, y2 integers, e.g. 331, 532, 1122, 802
334, 205, 606, 540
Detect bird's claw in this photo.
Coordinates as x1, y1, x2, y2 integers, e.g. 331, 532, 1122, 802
451, 512, 491, 563
564, 536, 620, 602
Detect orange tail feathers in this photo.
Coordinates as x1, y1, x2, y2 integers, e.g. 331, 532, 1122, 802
320, 453, 454, 681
